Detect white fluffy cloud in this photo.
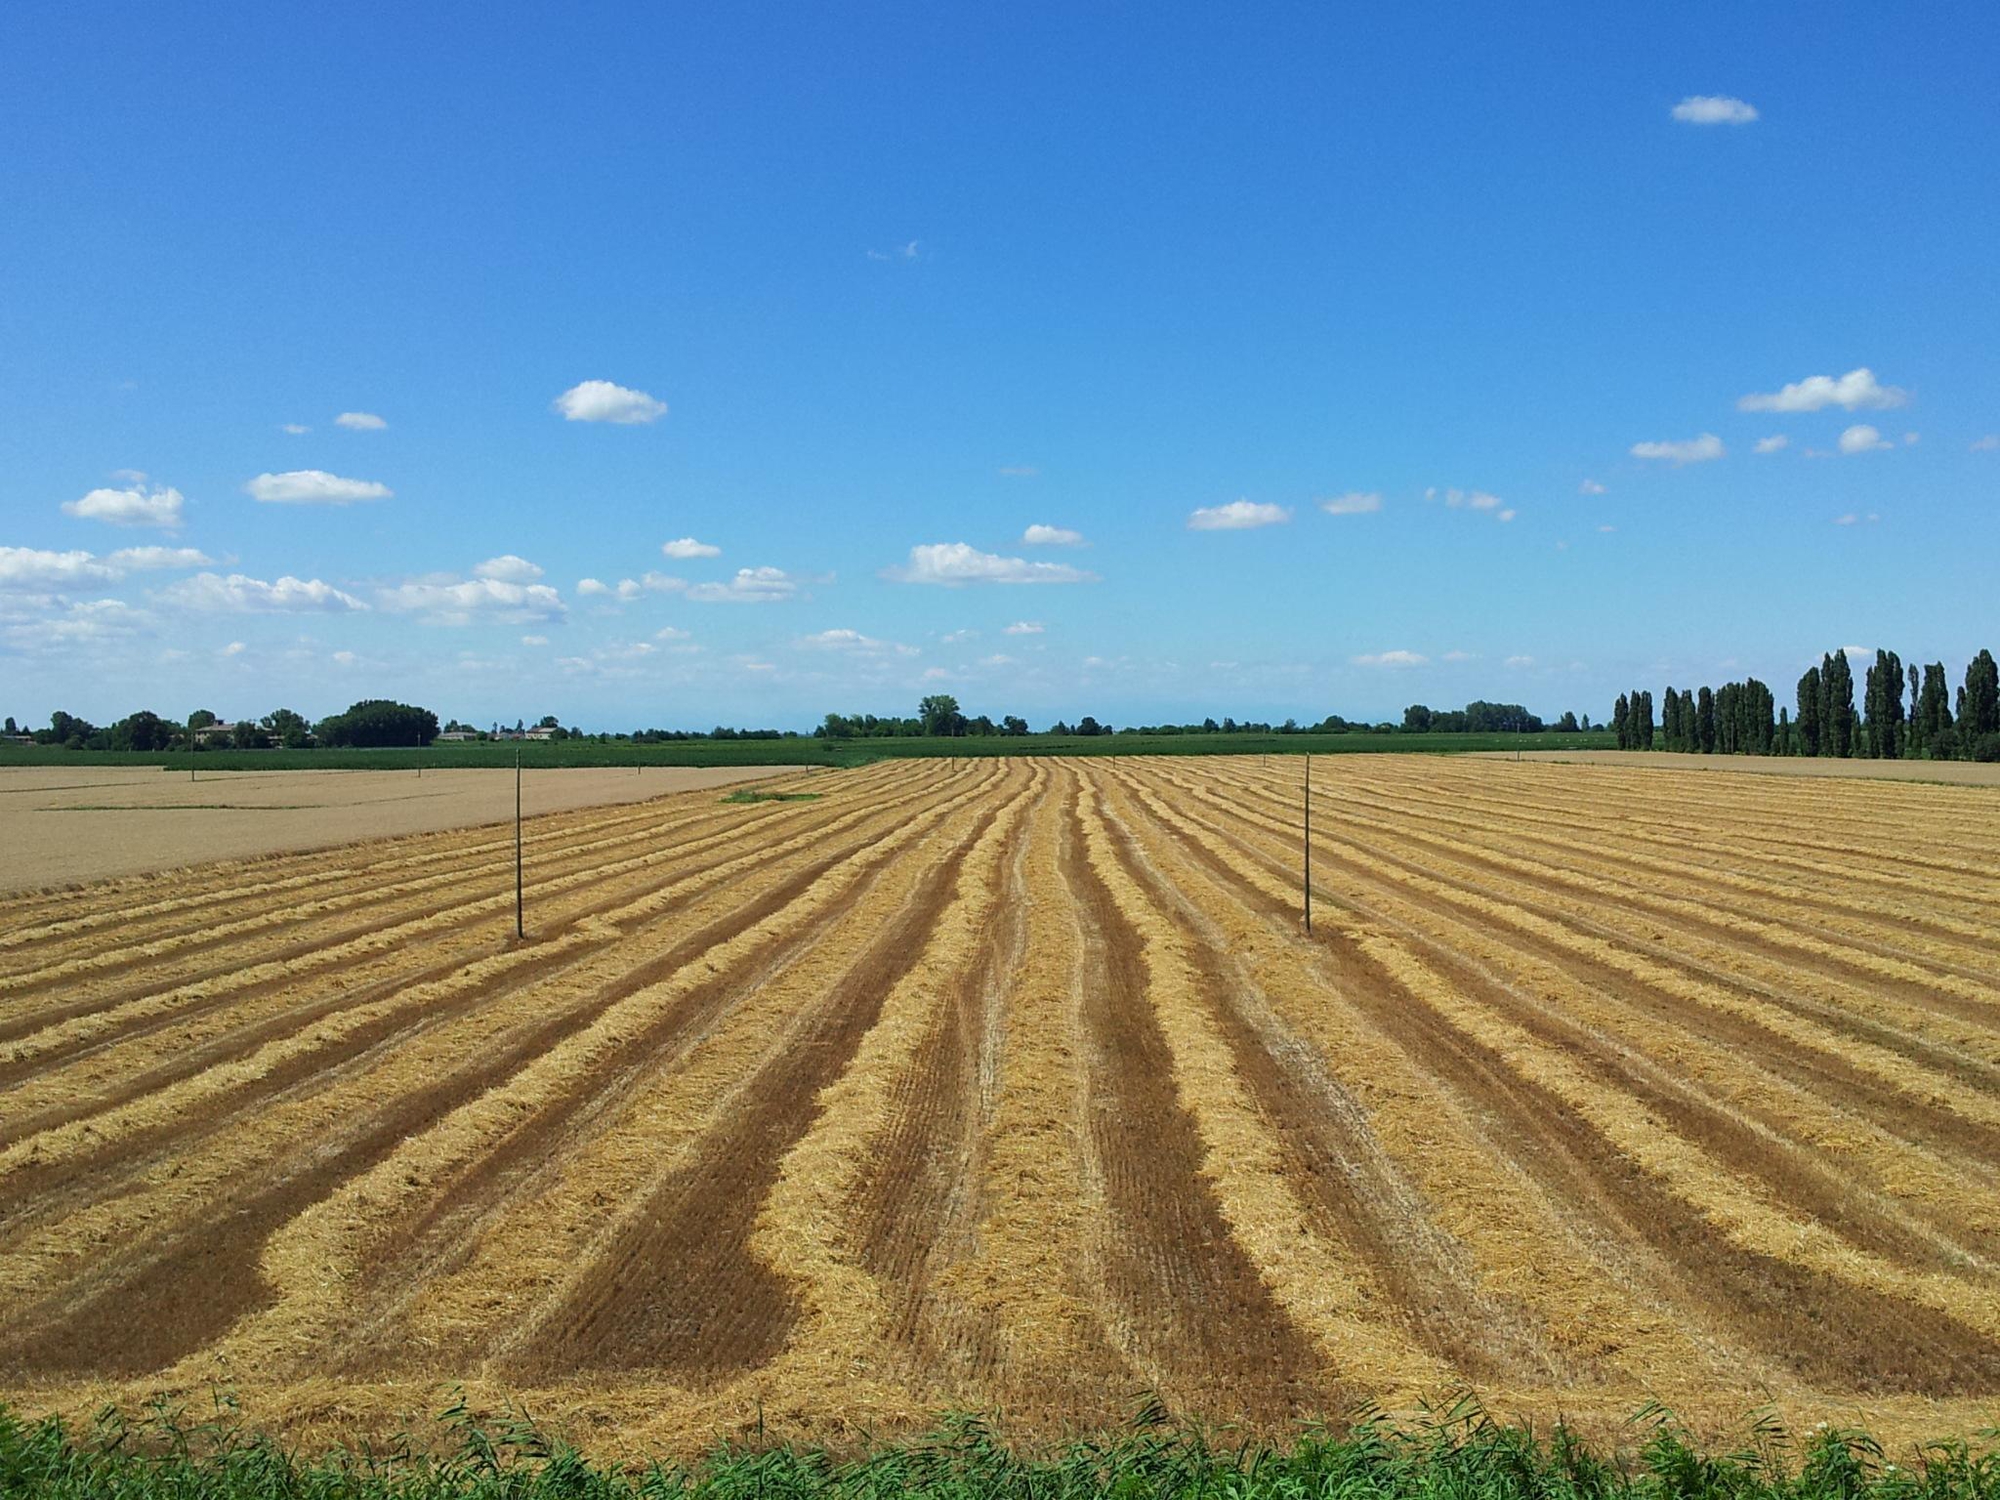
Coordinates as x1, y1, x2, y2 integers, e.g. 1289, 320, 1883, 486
1318, 491, 1383, 515
1671, 95, 1758, 125
0, 543, 213, 593
886, 543, 1097, 585
106, 546, 214, 571
799, 627, 916, 656
1736, 367, 1907, 414
474, 554, 545, 582
1504, 654, 1536, 669
1754, 434, 1790, 454
1630, 433, 1724, 464
1003, 620, 1044, 635
1188, 499, 1290, 530
686, 565, 799, 603
1352, 649, 1427, 668
1, 598, 146, 651
155, 571, 368, 613
334, 411, 387, 430
1838, 423, 1891, 455
1429, 487, 1509, 512
0, 546, 117, 589
244, 470, 393, 504
281, 423, 310, 435
552, 379, 667, 424
1973, 435, 2000, 452
1577, 479, 1607, 496
378, 575, 566, 624
63, 483, 186, 529
1022, 523, 1085, 546
997, 465, 1039, 478
661, 537, 721, 559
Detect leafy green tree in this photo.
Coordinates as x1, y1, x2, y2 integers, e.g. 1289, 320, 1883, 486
1795, 668, 1822, 756
918, 693, 965, 736
1696, 686, 1716, 753
109, 710, 175, 751
1917, 663, 1952, 757
1076, 715, 1105, 736
1403, 704, 1435, 733
1960, 649, 1999, 748
1556, 711, 1579, 732
1633, 690, 1655, 749
1611, 694, 1629, 749
188, 709, 217, 729
231, 719, 271, 749
1000, 715, 1029, 736
262, 708, 311, 748
1863, 649, 1904, 759
1821, 651, 1856, 757
316, 700, 440, 748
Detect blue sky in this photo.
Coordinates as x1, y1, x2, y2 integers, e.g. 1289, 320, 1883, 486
3, 3, 1996, 731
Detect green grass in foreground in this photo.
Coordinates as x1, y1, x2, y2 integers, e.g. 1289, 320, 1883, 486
2, 1396, 1994, 1500
0, 730, 1613, 773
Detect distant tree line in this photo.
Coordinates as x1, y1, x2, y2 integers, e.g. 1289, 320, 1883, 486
12, 700, 440, 752
1614, 647, 2000, 761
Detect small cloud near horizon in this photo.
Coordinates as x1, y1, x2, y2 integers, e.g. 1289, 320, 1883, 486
1022, 523, 1085, 546
1671, 95, 1758, 125
1319, 491, 1382, 515
1188, 499, 1290, 530
553, 379, 667, 424
1630, 434, 1724, 465
244, 470, 392, 505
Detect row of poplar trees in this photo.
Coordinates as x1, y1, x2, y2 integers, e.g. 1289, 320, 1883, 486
1612, 647, 2000, 761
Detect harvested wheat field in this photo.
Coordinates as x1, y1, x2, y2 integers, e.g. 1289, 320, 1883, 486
2, 754, 1998, 1454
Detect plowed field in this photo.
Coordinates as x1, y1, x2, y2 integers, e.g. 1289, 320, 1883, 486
3, 755, 1997, 1452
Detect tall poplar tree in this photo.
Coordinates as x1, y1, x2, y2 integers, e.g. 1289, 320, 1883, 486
1613, 693, 1630, 750
1919, 662, 1952, 758
1961, 649, 2000, 752
1822, 650, 1857, 757
1796, 666, 1823, 757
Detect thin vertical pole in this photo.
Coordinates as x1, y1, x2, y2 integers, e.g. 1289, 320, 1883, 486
1303, 752, 1312, 934
514, 750, 524, 939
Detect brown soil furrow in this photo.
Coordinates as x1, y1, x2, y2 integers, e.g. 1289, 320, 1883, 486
1321, 763, 2000, 908
0, 779, 861, 1034
1089, 768, 1558, 1385
312, 764, 1033, 1378
1278, 789, 2000, 1064
1333, 777, 1998, 973
1159, 768, 2000, 1251
0, 784, 778, 971
0, 768, 1009, 1373
194, 767, 1022, 1385
0, 764, 992, 1199
841, 769, 1044, 1388
1099, 762, 1742, 1402
904, 766, 1143, 1424
1056, 777, 1332, 1422
0, 773, 943, 1132
1114, 764, 2000, 1395
1183, 769, 2000, 1149
499, 772, 1029, 1382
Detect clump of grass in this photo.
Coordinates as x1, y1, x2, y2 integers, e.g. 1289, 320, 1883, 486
2, 1391, 1995, 1499
721, 789, 822, 804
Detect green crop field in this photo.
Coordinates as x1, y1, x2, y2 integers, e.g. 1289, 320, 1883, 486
0, 729, 1612, 773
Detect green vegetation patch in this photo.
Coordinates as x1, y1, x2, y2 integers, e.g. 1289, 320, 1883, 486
2, 1397, 1995, 1500
721, 789, 824, 804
